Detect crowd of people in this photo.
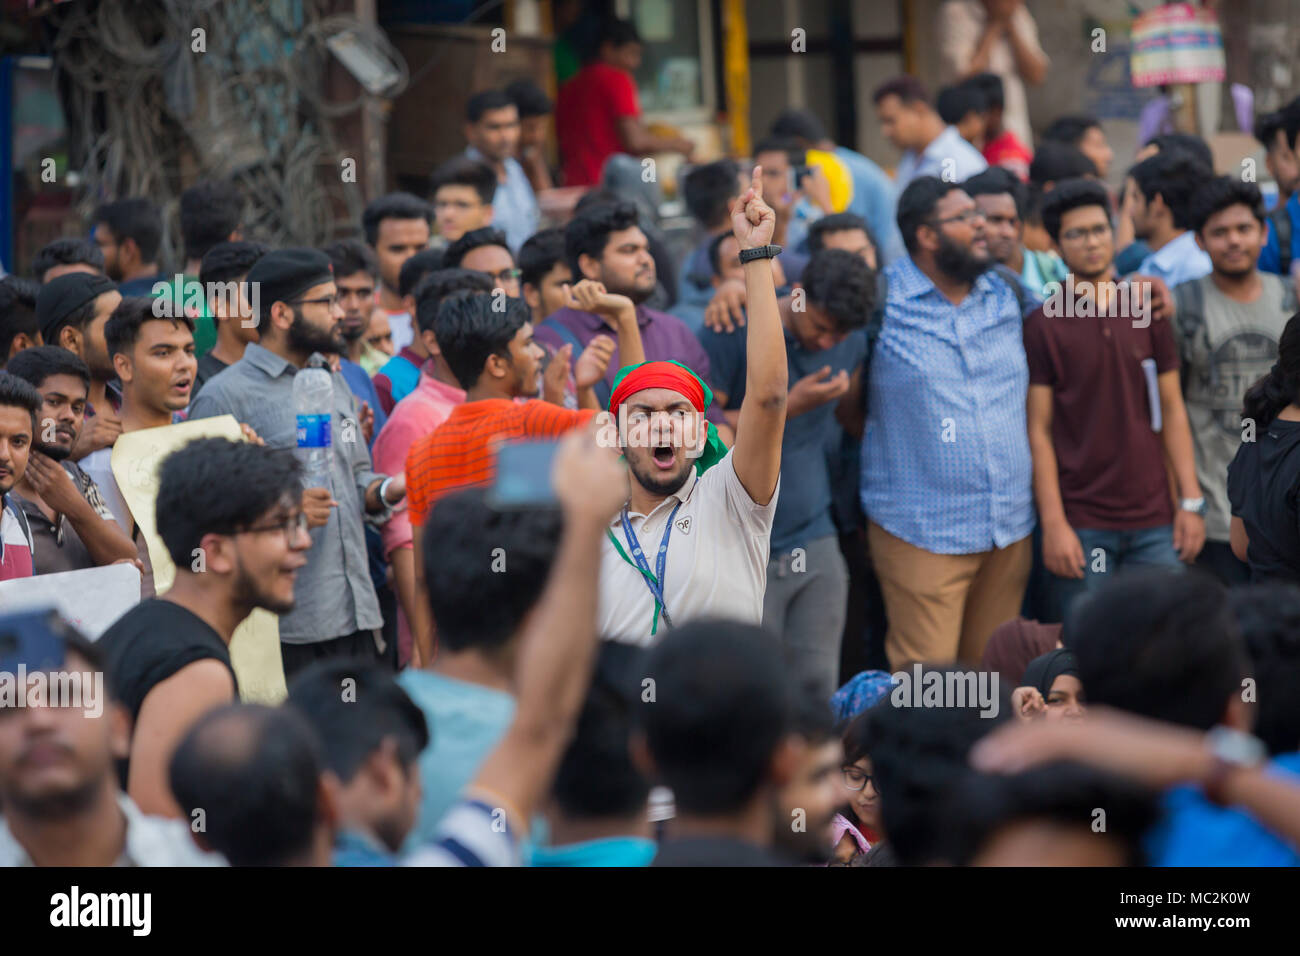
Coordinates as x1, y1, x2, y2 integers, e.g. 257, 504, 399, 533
1, 10, 1300, 869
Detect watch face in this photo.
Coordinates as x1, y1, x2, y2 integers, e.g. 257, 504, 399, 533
1207, 726, 1267, 766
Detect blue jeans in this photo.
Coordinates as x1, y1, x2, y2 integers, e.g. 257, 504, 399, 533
1049, 525, 1182, 623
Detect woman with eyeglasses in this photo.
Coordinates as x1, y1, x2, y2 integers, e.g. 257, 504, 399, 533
829, 709, 884, 865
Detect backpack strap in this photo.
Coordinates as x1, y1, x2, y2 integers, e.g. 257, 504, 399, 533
1271, 201, 1293, 276
541, 317, 612, 408
991, 263, 1031, 318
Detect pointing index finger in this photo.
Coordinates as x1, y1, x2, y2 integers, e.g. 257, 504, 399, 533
751, 164, 763, 201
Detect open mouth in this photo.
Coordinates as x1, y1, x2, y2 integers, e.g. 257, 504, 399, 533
652, 445, 676, 469
172, 378, 192, 393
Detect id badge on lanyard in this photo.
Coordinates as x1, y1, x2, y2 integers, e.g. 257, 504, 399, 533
609, 501, 682, 637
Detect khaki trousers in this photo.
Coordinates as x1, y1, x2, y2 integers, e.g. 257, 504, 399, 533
867, 521, 1032, 669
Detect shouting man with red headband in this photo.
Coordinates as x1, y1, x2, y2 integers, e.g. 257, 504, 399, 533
599, 166, 788, 645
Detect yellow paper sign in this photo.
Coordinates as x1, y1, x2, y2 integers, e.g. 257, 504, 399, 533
110, 415, 287, 703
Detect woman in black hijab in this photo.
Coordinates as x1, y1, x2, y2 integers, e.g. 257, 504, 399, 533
1012, 648, 1085, 722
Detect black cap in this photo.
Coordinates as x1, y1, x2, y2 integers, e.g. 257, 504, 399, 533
35, 272, 117, 343
245, 248, 334, 321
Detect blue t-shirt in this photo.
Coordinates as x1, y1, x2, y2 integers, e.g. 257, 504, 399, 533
339, 357, 387, 448
834, 146, 905, 267
397, 669, 515, 849
1259, 193, 1300, 276
529, 836, 657, 867
698, 322, 867, 552
1146, 751, 1300, 866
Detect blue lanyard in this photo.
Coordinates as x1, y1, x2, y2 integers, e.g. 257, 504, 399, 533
617, 501, 682, 635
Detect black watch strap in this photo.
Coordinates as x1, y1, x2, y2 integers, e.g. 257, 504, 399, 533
738, 244, 783, 263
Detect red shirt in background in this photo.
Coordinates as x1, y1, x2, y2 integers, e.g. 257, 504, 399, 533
983, 130, 1033, 182
556, 61, 641, 187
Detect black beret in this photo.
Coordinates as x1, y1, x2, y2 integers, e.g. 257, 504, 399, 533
245, 248, 334, 320
36, 273, 117, 342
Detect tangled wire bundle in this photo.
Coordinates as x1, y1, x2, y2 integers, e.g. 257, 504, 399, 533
49, 0, 408, 261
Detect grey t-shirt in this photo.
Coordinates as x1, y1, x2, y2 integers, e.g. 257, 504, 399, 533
1173, 273, 1298, 541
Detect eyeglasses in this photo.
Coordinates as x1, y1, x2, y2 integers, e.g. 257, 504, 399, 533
288, 295, 339, 309
1059, 223, 1112, 243
488, 268, 523, 284
927, 209, 986, 227
842, 766, 873, 791
240, 512, 310, 547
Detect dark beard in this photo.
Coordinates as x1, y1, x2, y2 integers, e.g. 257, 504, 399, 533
231, 554, 296, 616
288, 311, 345, 356
7, 774, 101, 822
935, 234, 991, 285
1217, 263, 1257, 281
34, 442, 72, 462
627, 456, 691, 497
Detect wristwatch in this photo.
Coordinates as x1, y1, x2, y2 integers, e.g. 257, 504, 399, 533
738, 244, 783, 263
1202, 726, 1267, 807
1180, 496, 1207, 517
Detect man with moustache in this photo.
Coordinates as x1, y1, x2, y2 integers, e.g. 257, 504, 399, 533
597, 167, 786, 646
862, 176, 1034, 669
535, 200, 722, 423
0, 614, 225, 865
1173, 177, 1298, 586
34, 272, 122, 459
99, 438, 311, 817
81, 300, 197, 563
5, 347, 137, 573
0, 373, 41, 580
189, 249, 406, 676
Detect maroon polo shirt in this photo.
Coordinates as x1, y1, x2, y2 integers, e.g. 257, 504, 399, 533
1023, 289, 1179, 529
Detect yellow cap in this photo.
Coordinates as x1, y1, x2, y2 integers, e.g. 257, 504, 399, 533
805, 148, 853, 213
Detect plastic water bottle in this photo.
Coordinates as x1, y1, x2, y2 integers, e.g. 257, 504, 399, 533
293, 356, 334, 491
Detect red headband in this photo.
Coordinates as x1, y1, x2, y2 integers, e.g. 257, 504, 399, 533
609, 361, 707, 415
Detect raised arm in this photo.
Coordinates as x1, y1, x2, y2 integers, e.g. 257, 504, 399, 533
730, 165, 787, 505
563, 280, 647, 369
465, 428, 627, 827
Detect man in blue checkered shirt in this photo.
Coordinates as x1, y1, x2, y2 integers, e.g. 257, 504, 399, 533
860, 176, 1034, 669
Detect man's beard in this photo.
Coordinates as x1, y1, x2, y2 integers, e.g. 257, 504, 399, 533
935, 234, 991, 284
771, 793, 832, 864
7, 770, 101, 821
339, 314, 367, 344
34, 441, 72, 462
288, 310, 345, 356
626, 454, 691, 497
605, 273, 655, 307
1217, 261, 1257, 281
231, 554, 296, 616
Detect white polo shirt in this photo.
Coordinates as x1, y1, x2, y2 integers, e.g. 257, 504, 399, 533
598, 449, 778, 646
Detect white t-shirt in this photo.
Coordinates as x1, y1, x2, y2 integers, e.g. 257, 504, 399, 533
0, 794, 225, 866
598, 449, 778, 646
79, 447, 132, 536
388, 311, 415, 352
